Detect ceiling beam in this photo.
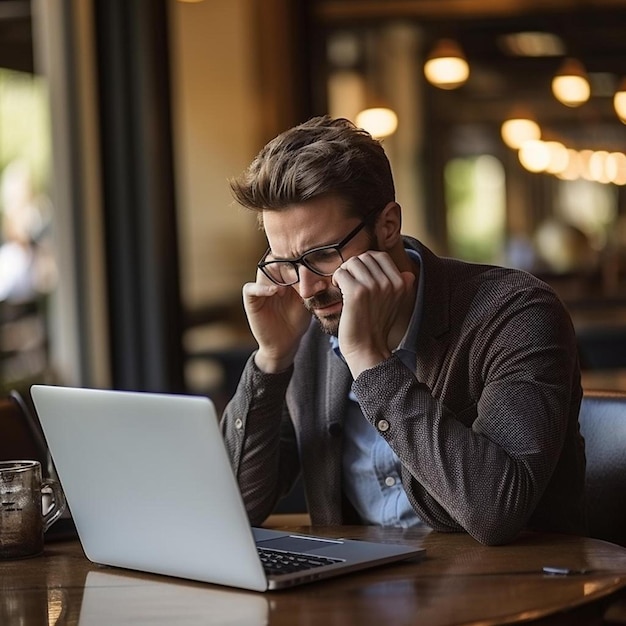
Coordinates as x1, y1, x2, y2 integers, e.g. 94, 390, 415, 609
314, 0, 626, 23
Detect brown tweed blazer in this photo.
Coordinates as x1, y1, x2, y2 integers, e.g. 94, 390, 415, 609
221, 237, 586, 545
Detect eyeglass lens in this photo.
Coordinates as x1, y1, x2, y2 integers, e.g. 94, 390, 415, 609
260, 212, 378, 286
263, 246, 343, 285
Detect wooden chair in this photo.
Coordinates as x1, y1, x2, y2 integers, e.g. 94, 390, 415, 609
0, 389, 49, 470
578, 390, 626, 546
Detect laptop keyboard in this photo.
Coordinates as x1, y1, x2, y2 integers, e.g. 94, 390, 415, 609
257, 547, 344, 576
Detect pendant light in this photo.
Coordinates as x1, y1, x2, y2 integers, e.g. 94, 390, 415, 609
501, 111, 541, 149
424, 38, 469, 90
355, 106, 398, 138
614, 78, 626, 123
551, 57, 590, 107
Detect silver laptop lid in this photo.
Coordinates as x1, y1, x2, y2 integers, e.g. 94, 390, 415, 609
31, 385, 268, 591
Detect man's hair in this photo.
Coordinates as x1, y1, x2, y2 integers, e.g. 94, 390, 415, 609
229, 116, 395, 221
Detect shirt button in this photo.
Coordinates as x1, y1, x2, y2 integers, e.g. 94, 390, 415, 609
376, 419, 390, 432
384, 476, 396, 487
234, 418, 243, 430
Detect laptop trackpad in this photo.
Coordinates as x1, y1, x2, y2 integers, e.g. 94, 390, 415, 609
257, 535, 341, 553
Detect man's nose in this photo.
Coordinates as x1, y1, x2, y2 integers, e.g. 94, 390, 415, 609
296, 265, 329, 299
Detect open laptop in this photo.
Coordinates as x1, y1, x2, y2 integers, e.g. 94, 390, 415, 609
30, 385, 425, 591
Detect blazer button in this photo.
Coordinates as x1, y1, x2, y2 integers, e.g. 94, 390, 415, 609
234, 418, 243, 430
328, 422, 343, 437
377, 419, 390, 432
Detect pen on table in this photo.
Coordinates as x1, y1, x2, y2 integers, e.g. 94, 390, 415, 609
542, 566, 593, 575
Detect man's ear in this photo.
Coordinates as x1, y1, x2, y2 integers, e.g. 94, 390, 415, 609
375, 202, 403, 250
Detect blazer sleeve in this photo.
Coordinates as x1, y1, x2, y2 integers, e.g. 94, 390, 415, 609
352, 283, 581, 545
220, 353, 300, 525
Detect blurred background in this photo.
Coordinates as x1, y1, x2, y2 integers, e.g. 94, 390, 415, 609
0, 0, 625, 411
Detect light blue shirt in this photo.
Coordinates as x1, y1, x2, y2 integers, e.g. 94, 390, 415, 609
331, 249, 424, 527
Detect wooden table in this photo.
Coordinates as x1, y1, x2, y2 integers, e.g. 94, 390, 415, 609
2, 523, 626, 625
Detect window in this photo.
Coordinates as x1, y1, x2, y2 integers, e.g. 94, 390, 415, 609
444, 154, 506, 263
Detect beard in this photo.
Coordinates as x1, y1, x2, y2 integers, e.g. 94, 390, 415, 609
303, 285, 343, 336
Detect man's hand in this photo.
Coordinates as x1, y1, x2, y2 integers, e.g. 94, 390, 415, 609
243, 270, 311, 373
333, 251, 414, 378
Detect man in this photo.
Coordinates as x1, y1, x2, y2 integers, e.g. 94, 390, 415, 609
220, 115, 585, 545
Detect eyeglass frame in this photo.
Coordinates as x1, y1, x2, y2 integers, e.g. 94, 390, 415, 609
257, 207, 382, 287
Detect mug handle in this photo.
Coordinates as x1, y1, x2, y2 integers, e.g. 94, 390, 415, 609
41, 478, 67, 532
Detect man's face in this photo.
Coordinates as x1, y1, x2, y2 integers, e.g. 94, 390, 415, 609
262, 197, 375, 335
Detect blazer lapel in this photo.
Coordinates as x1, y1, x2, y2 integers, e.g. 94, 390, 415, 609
289, 327, 352, 523
406, 238, 453, 393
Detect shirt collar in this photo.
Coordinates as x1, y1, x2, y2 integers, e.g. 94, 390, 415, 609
396, 249, 423, 357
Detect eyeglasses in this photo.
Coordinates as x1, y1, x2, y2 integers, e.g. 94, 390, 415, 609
258, 213, 377, 287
